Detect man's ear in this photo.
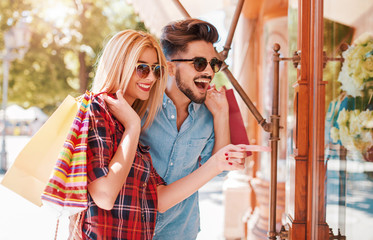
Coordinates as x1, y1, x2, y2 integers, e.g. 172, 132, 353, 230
167, 61, 176, 77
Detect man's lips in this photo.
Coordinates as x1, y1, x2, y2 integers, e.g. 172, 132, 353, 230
194, 79, 211, 90
193, 75, 212, 82
194, 79, 210, 84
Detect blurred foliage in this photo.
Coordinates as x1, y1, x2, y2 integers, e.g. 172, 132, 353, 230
211, 71, 232, 90
0, 0, 146, 115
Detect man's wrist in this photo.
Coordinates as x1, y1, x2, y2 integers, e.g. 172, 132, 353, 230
212, 111, 229, 123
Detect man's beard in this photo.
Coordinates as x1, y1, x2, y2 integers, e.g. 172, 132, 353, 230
175, 69, 207, 104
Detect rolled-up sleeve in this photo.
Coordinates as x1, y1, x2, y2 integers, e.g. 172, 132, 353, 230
199, 131, 215, 165
151, 165, 166, 186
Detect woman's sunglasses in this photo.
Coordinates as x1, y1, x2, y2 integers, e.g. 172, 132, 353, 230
171, 57, 223, 73
135, 63, 164, 80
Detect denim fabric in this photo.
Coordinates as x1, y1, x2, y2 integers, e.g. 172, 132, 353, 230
140, 93, 215, 240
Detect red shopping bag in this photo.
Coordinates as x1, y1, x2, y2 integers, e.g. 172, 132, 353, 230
226, 88, 251, 156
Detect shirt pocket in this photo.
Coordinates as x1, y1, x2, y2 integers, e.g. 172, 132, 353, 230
184, 137, 208, 168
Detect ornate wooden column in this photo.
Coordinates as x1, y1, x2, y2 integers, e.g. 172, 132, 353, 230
284, 0, 330, 239
284, 0, 311, 237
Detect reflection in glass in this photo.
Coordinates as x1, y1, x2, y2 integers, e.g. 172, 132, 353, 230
285, 2, 298, 220
324, 0, 373, 238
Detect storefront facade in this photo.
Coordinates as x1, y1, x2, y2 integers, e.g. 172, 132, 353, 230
235, 0, 373, 239
128, 0, 373, 239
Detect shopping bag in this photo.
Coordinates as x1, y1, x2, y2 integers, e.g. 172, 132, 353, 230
0, 95, 79, 206
41, 91, 94, 216
226, 88, 251, 156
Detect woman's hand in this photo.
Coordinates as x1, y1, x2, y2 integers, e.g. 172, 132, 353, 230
103, 90, 141, 129
210, 144, 271, 173
156, 144, 271, 213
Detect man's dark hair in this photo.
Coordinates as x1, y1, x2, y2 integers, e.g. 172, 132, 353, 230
160, 18, 219, 59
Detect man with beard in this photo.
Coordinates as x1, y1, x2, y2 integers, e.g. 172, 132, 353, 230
140, 18, 230, 240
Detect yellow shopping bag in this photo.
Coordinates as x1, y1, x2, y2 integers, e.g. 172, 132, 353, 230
0, 96, 79, 206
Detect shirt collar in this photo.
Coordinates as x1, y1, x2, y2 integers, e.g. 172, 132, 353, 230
189, 101, 202, 114
163, 93, 202, 115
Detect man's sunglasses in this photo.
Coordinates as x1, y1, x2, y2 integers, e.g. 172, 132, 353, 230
135, 63, 164, 80
171, 57, 223, 73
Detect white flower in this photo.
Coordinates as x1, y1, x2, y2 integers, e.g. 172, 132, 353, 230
349, 110, 361, 135
332, 32, 373, 155
336, 109, 349, 126
361, 130, 373, 145
360, 110, 373, 128
339, 125, 355, 151
353, 32, 373, 46
338, 32, 373, 97
338, 63, 364, 97
330, 127, 340, 143
335, 109, 373, 153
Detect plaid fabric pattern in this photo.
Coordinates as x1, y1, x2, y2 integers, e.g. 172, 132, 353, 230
83, 94, 165, 240
41, 91, 93, 216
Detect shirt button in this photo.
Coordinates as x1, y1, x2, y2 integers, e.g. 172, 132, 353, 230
170, 162, 173, 166
170, 115, 175, 119
143, 182, 147, 187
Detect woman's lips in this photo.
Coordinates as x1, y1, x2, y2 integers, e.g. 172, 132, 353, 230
137, 83, 151, 92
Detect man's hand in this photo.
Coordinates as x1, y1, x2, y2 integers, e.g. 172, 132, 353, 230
205, 84, 229, 117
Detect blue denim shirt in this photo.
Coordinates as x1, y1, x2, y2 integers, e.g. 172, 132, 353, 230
140, 94, 215, 240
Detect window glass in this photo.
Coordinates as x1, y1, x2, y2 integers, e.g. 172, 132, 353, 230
324, 0, 373, 238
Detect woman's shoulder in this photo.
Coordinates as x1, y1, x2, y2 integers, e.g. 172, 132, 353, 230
89, 93, 113, 119
90, 93, 125, 131
90, 93, 115, 111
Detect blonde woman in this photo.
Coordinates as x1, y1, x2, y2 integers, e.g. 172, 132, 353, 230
81, 29, 268, 239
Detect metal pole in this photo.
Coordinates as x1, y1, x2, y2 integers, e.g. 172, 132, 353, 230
222, 66, 269, 130
218, 0, 270, 131
268, 44, 281, 240
172, 0, 191, 18
1, 56, 9, 173
220, 0, 245, 60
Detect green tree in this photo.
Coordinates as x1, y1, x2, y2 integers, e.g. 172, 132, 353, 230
1, 0, 146, 115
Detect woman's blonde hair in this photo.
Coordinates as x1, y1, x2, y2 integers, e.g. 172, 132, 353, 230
91, 29, 168, 130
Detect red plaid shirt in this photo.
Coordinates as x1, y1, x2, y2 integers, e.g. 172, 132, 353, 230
82, 95, 165, 240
